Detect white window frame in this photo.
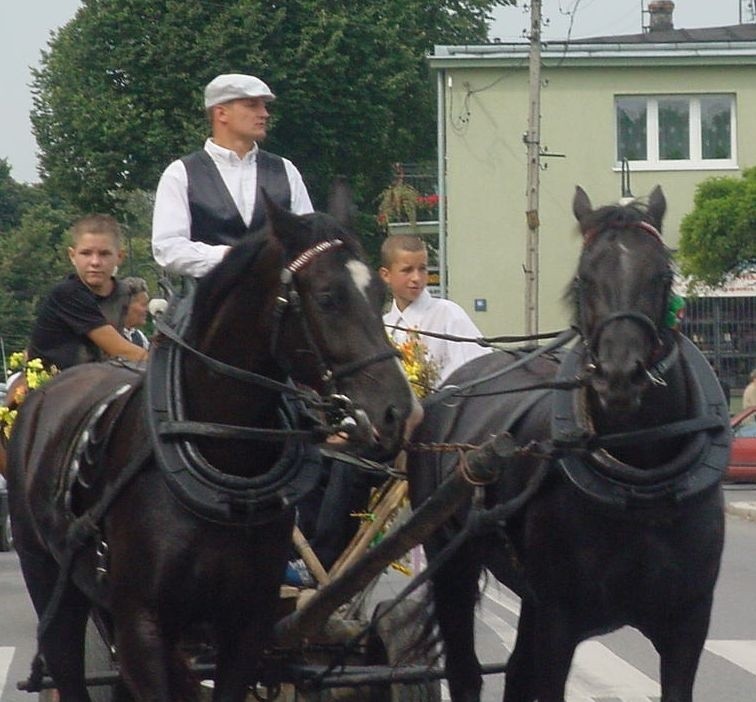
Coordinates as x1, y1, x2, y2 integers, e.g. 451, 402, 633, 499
615, 94, 738, 171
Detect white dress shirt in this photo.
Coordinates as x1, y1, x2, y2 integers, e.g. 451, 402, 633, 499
383, 289, 491, 385
152, 139, 313, 277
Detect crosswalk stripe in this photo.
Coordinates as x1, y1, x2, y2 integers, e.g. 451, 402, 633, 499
0, 647, 14, 699
481, 588, 660, 701
705, 640, 756, 675
569, 641, 659, 701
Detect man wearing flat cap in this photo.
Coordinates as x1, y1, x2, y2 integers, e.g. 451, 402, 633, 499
152, 73, 313, 277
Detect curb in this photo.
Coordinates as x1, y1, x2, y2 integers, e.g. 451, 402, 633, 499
726, 501, 756, 521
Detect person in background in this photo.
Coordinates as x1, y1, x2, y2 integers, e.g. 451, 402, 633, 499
121, 276, 151, 349
380, 234, 491, 384
28, 214, 148, 370
152, 73, 313, 278
287, 235, 492, 587
743, 368, 756, 409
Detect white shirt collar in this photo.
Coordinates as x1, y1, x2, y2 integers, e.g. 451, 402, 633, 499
205, 138, 258, 165
385, 289, 434, 325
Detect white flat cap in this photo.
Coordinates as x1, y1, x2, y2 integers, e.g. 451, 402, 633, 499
204, 74, 275, 109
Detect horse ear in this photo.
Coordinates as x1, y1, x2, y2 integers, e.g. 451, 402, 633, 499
261, 189, 308, 259
327, 176, 356, 228
647, 185, 666, 229
572, 186, 593, 228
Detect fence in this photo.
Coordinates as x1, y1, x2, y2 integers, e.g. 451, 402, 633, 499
681, 295, 756, 393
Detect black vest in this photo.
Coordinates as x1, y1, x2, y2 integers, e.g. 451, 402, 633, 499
182, 148, 291, 245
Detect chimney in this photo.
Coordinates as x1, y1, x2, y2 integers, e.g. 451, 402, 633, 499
648, 1, 675, 32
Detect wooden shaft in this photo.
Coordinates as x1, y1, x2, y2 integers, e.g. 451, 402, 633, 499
274, 433, 518, 648
329, 479, 408, 579
292, 526, 330, 586
274, 467, 473, 648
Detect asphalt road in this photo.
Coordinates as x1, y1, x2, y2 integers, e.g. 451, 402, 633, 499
0, 485, 754, 702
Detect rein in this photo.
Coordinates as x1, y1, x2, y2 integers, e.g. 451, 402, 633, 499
156, 318, 313, 401
385, 324, 566, 347
422, 327, 579, 408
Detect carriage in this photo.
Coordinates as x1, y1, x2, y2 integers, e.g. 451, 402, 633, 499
6, 185, 731, 702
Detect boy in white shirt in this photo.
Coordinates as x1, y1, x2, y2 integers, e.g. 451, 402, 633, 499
380, 234, 490, 386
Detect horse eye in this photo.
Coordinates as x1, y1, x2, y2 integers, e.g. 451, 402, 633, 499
315, 291, 338, 312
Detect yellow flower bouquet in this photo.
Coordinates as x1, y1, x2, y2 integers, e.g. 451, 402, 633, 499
393, 331, 440, 399
0, 352, 58, 439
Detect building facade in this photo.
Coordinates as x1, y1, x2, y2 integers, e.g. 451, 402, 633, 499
429, 17, 756, 388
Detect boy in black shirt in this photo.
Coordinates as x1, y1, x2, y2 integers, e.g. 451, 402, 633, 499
28, 214, 149, 370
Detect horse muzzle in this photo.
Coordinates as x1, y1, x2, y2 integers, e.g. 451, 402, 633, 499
589, 364, 647, 418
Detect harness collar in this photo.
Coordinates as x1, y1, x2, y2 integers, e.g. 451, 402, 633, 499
146, 288, 322, 527
551, 335, 730, 511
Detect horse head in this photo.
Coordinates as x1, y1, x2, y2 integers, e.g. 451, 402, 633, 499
572, 185, 675, 419
190, 182, 420, 462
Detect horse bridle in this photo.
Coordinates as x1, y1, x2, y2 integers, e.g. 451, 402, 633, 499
158, 238, 399, 436
577, 219, 678, 386
270, 237, 400, 391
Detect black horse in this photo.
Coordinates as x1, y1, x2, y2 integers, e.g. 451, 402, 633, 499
8, 189, 420, 702
408, 186, 730, 702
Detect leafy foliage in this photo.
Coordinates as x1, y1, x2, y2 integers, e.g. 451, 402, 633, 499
0, 159, 44, 234
678, 168, 756, 286
112, 189, 162, 295
377, 164, 422, 230
31, 0, 512, 214
0, 202, 76, 350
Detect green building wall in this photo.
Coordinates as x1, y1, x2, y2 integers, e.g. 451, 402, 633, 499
437, 56, 756, 336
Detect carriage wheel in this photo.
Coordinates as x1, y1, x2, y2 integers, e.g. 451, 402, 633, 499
367, 599, 441, 702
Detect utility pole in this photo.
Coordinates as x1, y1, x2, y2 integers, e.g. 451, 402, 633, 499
524, 0, 542, 336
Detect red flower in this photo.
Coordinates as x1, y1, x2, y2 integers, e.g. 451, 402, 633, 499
416, 194, 439, 210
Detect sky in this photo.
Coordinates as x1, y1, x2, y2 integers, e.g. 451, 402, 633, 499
0, 1, 748, 184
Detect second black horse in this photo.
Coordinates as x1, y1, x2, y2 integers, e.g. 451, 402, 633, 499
409, 186, 730, 702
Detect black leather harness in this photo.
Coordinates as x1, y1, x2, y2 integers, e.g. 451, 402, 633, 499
146, 296, 322, 527
551, 335, 730, 509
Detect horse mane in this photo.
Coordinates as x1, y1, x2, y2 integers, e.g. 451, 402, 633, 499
190, 213, 365, 341
581, 200, 661, 237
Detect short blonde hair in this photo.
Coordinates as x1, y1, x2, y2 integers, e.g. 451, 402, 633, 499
380, 234, 427, 268
70, 214, 124, 248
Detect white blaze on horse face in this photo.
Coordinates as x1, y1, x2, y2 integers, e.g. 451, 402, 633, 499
346, 259, 372, 301
618, 242, 633, 279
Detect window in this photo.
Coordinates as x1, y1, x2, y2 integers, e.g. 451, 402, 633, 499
616, 94, 736, 170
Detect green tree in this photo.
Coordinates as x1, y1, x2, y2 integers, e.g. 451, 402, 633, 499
678, 168, 756, 287
31, 0, 512, 215
0, 159, 44, 234
113, 189, 161, 292
0, 202, 76, 352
